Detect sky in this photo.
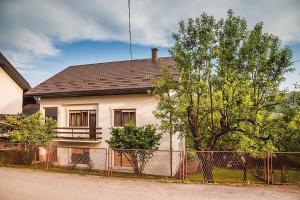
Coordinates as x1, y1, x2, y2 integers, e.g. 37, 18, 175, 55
0, 0, 299, 90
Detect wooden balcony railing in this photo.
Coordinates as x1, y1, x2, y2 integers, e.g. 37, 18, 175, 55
53, 127, 102, 141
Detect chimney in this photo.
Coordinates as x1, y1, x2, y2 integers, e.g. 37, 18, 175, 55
151, 48, 158, 63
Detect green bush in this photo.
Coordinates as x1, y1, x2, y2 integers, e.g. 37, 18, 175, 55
107, 122, 162, 174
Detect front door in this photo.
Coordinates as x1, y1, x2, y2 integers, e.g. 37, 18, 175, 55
89, 112, 96, 139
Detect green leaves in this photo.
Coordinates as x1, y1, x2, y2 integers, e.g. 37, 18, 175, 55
156, 9, 294, 152
1, 113, 56, 145
106, 122, 161, 150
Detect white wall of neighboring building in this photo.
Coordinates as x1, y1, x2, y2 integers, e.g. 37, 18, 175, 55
40, 94, 185, 151
0, 67, 23, 114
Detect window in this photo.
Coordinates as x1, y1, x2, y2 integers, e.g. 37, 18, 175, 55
44, 107, 58, 121
69, 110, 89, 126
70, 148, 90, 164
114, 109, 136, 127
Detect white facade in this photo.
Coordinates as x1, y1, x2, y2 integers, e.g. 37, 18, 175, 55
40, 94, 185, 176
40, 94, 185, 150
0, 67, 23, 114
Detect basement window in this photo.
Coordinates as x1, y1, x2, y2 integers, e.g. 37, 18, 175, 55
70, 148, 90, 165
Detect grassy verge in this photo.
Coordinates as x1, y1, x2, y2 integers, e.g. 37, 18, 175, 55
186, 167, 262, 184
271, 169, 300, 184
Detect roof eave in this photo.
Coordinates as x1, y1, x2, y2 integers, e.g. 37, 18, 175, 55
25, 87, 154, 98
0, 53, 31, 91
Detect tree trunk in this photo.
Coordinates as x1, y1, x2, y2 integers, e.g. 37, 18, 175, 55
187, 106, 214, 182
237, 154, 249, 182
130, 151, 141, 174
198, 152, 214, 182
187, 106, 202, 151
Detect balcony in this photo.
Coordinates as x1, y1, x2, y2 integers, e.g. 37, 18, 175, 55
53, 127, 102, 143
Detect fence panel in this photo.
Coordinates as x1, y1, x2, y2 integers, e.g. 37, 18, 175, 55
47, 145, 108, 176
0, 142, 48, 170
271, 152, 300, 185
109, 149, 183, 180
185, 151, 268, 184
0, 142, 299, 184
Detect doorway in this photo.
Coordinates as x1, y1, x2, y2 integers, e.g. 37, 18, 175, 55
89, 111, 96, 139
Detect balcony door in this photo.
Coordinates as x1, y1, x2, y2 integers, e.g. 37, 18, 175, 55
89, 111, 96, 139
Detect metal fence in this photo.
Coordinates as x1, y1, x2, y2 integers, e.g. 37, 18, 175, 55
0, 142, 299, 184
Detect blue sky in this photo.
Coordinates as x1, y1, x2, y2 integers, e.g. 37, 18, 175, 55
0, 0, 299, 89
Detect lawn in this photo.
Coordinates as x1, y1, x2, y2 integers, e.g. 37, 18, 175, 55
271, 169, 300, 184
186, 167, 261, 183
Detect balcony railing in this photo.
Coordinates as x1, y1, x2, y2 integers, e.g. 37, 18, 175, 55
53, 127, 102, 141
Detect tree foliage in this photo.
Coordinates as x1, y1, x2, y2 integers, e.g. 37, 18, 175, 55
272, 86, 300, 152
0, 112, 56, 145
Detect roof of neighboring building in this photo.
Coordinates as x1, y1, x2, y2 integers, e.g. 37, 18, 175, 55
0, 52, 31, 91
22, 104, 40, 116
25, 57, 176, 97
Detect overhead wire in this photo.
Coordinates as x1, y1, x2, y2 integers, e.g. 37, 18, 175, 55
128, 0, 133, 72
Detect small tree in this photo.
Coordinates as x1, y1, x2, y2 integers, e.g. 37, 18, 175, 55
3, 112, 56, 145
0, 112, 56, 164
107, 122, 162, 174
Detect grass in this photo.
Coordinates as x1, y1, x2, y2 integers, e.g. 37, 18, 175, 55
186, 167, 261, 184
272, 169, 300, 184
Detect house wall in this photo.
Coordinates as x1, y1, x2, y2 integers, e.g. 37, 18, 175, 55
40, 94, 185, 176
40, 94, 185, 151
0, 67, 23, 114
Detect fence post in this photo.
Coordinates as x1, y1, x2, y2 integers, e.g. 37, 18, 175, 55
270, 152, 273, 184
107, 148, 112, 176
34, 145, 37, 169
105, 148, 108, 176
170, 150, 173, 177
45, 145, 50, 172
183, 150, 186, 180
265, 151, 271, 185
267, 152, 270, 185
264, 152, 267, 184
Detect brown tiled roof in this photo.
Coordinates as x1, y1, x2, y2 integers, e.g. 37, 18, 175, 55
0, 52, 31, 91
25, 57, 175, 97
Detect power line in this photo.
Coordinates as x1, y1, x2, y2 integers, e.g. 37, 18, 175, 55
128, 0, 133, 71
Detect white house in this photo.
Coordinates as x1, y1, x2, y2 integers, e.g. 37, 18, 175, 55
0, 53, 34, 115
26, 49, 185, 176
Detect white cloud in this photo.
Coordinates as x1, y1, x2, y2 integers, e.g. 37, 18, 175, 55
0, 0, 299, 85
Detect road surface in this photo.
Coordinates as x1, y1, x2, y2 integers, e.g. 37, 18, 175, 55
0, 167, 299, 200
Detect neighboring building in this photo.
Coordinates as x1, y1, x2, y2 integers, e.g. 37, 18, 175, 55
26, 49, 185, 176
0, 53, 37, 115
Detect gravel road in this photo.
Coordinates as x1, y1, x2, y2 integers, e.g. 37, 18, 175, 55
0, 167, 299, 200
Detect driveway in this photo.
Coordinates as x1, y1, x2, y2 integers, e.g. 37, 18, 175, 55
0, 167, 299, 200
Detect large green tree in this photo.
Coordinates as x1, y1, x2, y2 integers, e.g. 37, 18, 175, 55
155, 10, 293, 181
